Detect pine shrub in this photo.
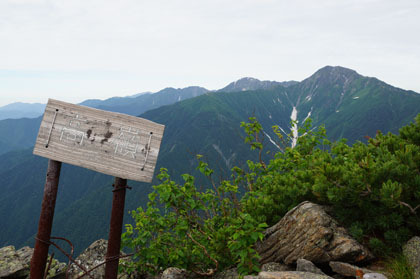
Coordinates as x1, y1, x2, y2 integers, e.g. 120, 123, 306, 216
240, 115, 420, 255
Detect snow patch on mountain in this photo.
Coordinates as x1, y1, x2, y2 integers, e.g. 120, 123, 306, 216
291, 107, 298, 148
303, 108, 313, 123
212, 144, 236, 168
264, 131, 281, 150
277, 125, 287, 135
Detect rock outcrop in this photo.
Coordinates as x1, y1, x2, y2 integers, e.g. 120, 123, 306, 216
256, 201, 373, 265
329, 261, 375, 277
161, 267, 193, 279
362, 274, 388, 279
260, 262, 290, 272
0, 245, 66, 279
403, 236, 420, 279
296, 259, 325, 275
259, 271, 333, 279
1, 201, 390, 279
67, 239, 109, 278
0, 246, 32, 278
67, 239, 139, 279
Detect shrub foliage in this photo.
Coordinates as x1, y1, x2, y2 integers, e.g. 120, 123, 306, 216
121, 161, 266, 276
122, 115, 420, 275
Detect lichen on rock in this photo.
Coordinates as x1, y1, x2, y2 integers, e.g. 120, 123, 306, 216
0, 245, 65, 278
256, 201, 373, 265
403, 236, 420, 279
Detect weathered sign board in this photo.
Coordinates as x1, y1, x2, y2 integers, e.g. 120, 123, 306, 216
33, 99, 165, 182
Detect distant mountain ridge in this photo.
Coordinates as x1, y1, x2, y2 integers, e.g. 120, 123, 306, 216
0, 65, 419, 259
79, 86, 209, 116
0, 78, 298, 155
1, 65, 418, 155
0, 77, 299, 121
0, 102, 45, 120
218, 77, 298, 92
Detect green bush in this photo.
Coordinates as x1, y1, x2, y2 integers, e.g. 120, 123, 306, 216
240, 115, 420, 254
121, 162, 266, 276
122, 115, 420, 275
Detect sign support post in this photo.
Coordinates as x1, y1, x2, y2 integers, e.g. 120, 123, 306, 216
30, 159, 62, 279
31, 99, 165, 278
105, 177, 128, 278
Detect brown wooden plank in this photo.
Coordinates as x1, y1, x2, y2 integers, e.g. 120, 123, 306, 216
33, 99, 165, 182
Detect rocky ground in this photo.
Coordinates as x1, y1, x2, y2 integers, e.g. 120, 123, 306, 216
1, 201, 419, 279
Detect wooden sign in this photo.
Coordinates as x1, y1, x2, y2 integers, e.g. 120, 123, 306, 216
33, 99, 165, 182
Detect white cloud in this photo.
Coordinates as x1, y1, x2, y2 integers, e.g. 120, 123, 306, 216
0, 0, 419, 105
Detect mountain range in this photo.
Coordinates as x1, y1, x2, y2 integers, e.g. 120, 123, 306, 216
0, 102, 45, 120
0, 77, 298, 121
218, 77, 298, 92
0, 65, 419, 259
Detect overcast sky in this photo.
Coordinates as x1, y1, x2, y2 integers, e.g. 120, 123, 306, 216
0, 0, 419, 106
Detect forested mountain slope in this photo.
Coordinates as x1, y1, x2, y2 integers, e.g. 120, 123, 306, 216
0, 117, 41, 155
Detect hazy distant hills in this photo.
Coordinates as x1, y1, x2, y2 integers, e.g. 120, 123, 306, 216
0, 77, 297, 120
0, 79, 296, 155
0, 102, 45, 120
80, 86, 210, 115
0, 87, 209, 155
0, 87, 208, 122
0, 66, 419, 259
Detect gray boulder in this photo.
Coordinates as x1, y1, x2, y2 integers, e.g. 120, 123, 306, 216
161, 267, 193, 279
260, 262, 291, 272
403, 236, 420, 279
0, 246, 31, 278
296, 259, 325, 275
68, 239, 109, 278
258, 271, 333, 279
213, 267, 258, 279
0, 245, 65, 278
363, 274, 388, 279
256, 201, 373, 265
214, 268, 239, 279
66, 239, 140, 279
329, 261, 387, 278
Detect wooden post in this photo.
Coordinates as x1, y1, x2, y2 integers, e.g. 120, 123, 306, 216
105, 177, 127, 278
31, 99, 164, 278
30, 159, 62, 279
